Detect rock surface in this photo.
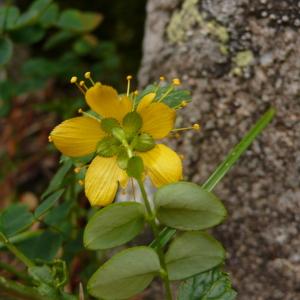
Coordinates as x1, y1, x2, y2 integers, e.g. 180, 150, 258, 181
139, 1, 300, 299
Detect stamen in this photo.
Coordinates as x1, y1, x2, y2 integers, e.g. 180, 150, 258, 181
157, 85, 174, 103
78, 108, 102, 122
173, 100, 189, 110
79, 80, 88, 91
74, 165, 88, 174
84, 71, 95, 86
179, 154, 185, 160
192, 123, 201, 130
126, 75, 132, 96
78, 180, 84, 186
70, 76, 85, 95
48, 135, 53, 142
159, 76, 165, 81
172, 78, 181, 86
132, 90, 139, 111
171, 123, 201, 132
74, 167, 81, 174
181, 100, 188, 107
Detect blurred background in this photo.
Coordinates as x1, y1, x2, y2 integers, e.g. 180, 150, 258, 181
0, 0, 149, 298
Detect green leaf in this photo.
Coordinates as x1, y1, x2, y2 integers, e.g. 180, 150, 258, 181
178, 266, 237, 300
84, 202, 145, 250
0, 204, 34, 237
88, 246, 160, 299
34, 189, 65, 219
44, 31, 75, 50
150, 107, 275, 249
0, 37, 13, 66
10, 25, 45, 44
42, 158, 72, 199
14, 0, 52, 28
57, 9, 102, 33
127, 156, 144, 179
165, 232, 225, 281
0, 80, 15, 117
154, 182, 227, 231
39, 3, 58, 27
0, 6, 20, 31
18, 231, 63, 261
28, 265, 53, 285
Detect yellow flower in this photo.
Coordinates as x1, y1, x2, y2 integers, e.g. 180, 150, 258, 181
50, 82, 182, 206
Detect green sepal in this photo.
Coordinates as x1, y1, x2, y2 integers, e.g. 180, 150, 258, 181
101, 117, 120, 134
117, 148, 129, 169
111, 127, 126, 143
127, 156, 144, 179
123, 111, 142, 137
132, 133, 155, 152
96, 136, 120, 157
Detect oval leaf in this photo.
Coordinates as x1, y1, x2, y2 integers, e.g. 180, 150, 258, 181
0, 204, 33, 237
88, 246, 160, 299
84, 202, 145, 250
154, 182, 227, 230
0, 37, 13, 66
165, 231, 225, 281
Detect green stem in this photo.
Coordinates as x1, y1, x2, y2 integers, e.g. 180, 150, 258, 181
0, 261, 32, 282
150, 107, 275, 249
137, 180, 173, 300
0, 233, 35, 268
0, 275, 51, 300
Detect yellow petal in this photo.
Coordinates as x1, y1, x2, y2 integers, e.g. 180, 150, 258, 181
138, 102, 176, 139
85, 156, 128, 206
136, 93, 156, 112
85, 84, 132, 122
138, 144, 182, 187
50, 117, 105, 157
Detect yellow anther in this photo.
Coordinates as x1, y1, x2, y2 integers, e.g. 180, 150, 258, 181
48, 135, 53, 142
74, 167, 81, 174
79, 80, 88, 91
84, 71, 95, 85
179, 154, 185, 160
159, 76, 165, 81
126, 75, 133, 80
70, 76, 78, 84
78, 180, 84, 186
172, 78, 181, 86
84, 72, 91, 79
181, 100, 187, 107
134, 90, 139, 95
78, 108, 83, 114
192, 123, 201, 131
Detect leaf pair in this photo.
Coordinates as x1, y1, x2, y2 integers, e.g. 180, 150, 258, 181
88, 232, 225, 300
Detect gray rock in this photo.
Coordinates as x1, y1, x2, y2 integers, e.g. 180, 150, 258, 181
139, 0, 300, 299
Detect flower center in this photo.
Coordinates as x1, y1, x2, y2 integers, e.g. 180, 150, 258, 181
96, 111, 155, 169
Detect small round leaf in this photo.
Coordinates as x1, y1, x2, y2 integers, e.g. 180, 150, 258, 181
88, 246, 160, 299
165, 231, 225, 281
84, 202, 145, 250
154, 182, 227, 230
